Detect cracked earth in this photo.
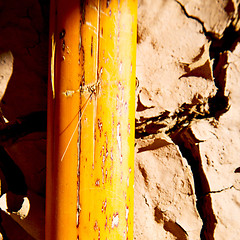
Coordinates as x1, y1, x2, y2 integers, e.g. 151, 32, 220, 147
0, 0, 240, 239
135, 0, 240, 239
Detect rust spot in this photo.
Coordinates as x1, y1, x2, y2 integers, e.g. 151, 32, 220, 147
98, 229, 100, 240
118, 81, 122, 90
106, 148, 108, 159
102, 145, 106, 165
110, 148, 113, 161
98, 119, 103, 137
105, 216, 108, 229
101, 27, 103, 37
89, 212, 91, 221
125, 101, 128, 110
94, 132, 97, 141
91, 36, 93, 57
105, 169, 108, 181
102, 167, 105, 184
95, 179, 100, 186
102, 199, 107, 213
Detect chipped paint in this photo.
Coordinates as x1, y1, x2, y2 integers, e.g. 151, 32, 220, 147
111, 213, 119, 229
117, 122, 123, 163
125, 206, 129, 221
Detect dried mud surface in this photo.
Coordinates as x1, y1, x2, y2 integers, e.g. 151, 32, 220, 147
0, 0, 240, 239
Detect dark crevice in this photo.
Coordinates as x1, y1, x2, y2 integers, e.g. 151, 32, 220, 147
171, 129, 217, 240
0, 111, 47, 147
135, 91, 230, 139
210, 23, 240, 70
0, 147, 27, 195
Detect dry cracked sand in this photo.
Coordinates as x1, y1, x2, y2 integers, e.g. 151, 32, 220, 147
0, 0, 240, 239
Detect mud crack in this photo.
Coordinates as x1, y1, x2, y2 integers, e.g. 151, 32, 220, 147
174, 0, 208, 36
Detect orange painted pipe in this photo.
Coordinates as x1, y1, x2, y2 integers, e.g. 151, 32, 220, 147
46, 0, 137, 239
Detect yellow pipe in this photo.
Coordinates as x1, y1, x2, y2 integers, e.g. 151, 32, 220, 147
46, 0, 137, 239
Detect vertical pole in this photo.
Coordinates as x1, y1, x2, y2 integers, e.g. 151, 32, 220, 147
46, 0, 137, 239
